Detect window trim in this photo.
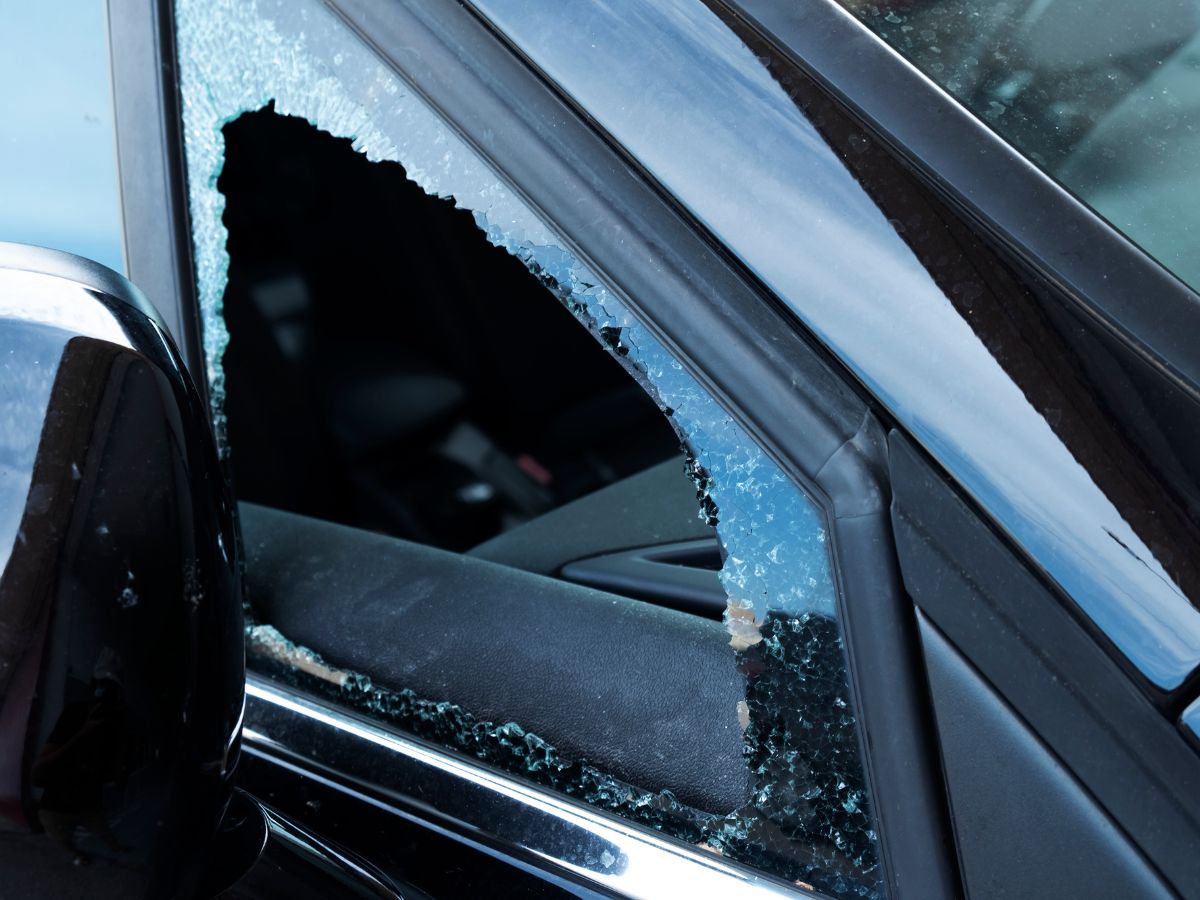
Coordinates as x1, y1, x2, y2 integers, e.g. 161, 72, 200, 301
244, 676, 821, 899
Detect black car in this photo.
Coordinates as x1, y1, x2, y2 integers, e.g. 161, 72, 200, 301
3, 1, 1200, 898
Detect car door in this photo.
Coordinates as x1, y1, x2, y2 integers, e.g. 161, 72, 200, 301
102, 1, 1200, 899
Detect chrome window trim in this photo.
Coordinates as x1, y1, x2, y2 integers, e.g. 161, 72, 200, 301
242, 676, 823, 899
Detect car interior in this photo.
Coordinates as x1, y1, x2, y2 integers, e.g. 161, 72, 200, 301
219, 106, 744, 612
220, 108, 692, 548
214, 105, 899, 896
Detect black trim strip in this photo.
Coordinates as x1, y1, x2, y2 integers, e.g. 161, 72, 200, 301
889, 430, 1200, 895
916, 613, 1175, 900
559, 538, 727, 618
107, 0, 206, 394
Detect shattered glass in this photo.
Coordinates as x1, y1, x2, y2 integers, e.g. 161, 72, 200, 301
178, 0, 881, 894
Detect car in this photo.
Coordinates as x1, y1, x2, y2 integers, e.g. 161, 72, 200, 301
3, 0, 1200, 898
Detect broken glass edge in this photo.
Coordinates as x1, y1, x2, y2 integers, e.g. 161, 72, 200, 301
178, 0, 881, 894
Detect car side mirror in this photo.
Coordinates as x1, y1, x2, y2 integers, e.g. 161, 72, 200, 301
0, 244, 244, 897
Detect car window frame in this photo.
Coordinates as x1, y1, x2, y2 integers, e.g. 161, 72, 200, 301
115, 0, 962, 895
321, 1, 958, 895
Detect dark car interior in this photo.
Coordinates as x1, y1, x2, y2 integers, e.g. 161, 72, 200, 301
219, 107, 699, 551
219, 108, 733, 621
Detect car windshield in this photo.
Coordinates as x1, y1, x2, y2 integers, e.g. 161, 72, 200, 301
840, 0, 1200, 293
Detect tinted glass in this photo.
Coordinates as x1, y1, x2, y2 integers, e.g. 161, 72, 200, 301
840, 0, 1200, 292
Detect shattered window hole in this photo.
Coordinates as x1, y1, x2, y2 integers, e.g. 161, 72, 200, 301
217, 106, 682, 552
180, 0, 883, 895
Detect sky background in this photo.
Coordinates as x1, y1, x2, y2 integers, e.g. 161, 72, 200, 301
0, 0, 124, 273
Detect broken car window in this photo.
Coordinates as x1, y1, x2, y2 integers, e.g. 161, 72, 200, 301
177, 0, 884, 895
0, 0, 124, 273
214, 108, 681, 551
473, 0, 1200, 692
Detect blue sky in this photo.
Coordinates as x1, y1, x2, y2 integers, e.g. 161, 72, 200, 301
0, 0, 124, 273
